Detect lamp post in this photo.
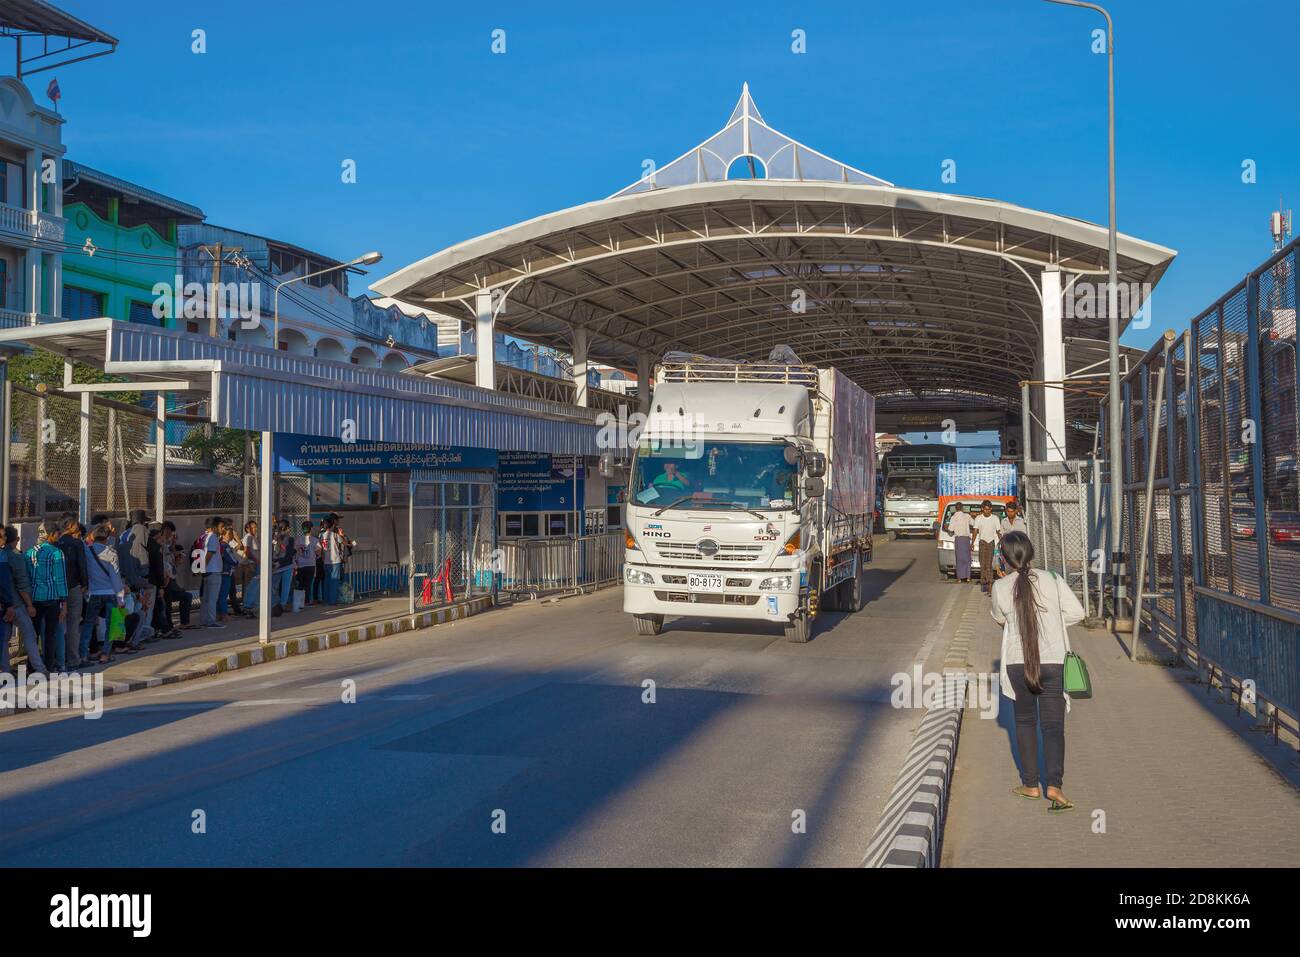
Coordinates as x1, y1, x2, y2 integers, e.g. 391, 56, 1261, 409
271, 250, 382, 347
1043, 0, 1122, 623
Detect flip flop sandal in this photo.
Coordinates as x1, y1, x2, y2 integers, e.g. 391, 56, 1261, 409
1011, 786, 1041, 800
1048, 799, 1075, 813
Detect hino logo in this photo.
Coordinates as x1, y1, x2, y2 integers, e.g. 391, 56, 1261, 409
697, 538, 719, 557
49, 887, 152, 937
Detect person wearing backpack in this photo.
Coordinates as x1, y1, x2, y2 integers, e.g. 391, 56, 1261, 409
991, 531, 1086, 813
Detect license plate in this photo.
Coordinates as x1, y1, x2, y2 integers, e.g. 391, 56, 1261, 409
688, 573, 724, 592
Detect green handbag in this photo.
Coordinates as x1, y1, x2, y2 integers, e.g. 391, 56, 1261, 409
1050, 570, 1091, 698
1063, 651, 1092, 698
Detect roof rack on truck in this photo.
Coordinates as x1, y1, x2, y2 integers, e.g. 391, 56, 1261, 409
656, 359, 820, 391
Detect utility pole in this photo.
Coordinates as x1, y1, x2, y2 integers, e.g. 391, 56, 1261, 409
199, 243, 242, 338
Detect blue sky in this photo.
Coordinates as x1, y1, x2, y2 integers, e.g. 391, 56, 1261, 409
49, 0, 1297, 359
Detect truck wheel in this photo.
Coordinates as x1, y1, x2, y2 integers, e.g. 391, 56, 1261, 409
784, 614, 812, 643
822, 581, 840, 612
633, 613, 663, 636
847, 566, 865, 612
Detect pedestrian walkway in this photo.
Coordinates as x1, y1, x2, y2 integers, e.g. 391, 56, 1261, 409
5, 594, 488, 701
942, 585, 1300, 867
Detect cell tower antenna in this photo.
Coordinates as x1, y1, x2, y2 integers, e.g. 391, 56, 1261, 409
1271, 197, 1293, 252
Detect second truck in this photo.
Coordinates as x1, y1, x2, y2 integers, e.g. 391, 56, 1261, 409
622, 352, 876, 643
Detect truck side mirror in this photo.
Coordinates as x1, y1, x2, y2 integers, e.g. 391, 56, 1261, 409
803, 476, 825, 498
805, 452, 827, 479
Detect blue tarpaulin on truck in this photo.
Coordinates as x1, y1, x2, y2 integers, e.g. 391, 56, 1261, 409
936, 462, 1017, 498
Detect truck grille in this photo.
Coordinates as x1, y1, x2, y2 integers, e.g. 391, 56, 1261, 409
653, 592, 760, 605
652, 543, 764, 563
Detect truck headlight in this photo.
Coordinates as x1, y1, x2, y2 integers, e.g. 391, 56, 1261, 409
625, 567, 654, 585
758, 575, 793, 591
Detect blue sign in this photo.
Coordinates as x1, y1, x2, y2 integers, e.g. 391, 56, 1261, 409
274, 433, 498, 474
497, 451, 584, 511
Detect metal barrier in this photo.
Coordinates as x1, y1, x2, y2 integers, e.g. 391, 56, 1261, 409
1115, 236, 1299, 746
345, 547, 386, 598
1020, 462, 1097, 618
497, 532, 624, 597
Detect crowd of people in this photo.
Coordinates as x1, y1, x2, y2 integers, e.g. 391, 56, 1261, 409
0, 510, 356, 678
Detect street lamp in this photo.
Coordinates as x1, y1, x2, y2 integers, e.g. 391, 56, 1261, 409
272, 250, 383, 345
1042, 0, 1122, 624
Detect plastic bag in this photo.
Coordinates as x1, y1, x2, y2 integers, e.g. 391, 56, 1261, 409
108, 606, 127, 643
292, 588, 305, 612
338, 581, 355, 605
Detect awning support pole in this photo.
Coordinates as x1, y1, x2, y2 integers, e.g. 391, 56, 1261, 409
407, 474, 415, 617
154, 398, 166, 521
258, 430, 273, 644
78, 391, 91, 525
0, 358, 9, 526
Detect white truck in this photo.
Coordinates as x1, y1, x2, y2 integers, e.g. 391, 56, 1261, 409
622, 354, 876, 643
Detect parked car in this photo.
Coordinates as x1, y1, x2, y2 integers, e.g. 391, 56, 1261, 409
1230, 506, 1255, 539
1268, 511, 1300, 546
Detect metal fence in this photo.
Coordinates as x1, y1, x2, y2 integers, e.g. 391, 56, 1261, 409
497, 532, 624, 598
1020, 462, 1097, 618
4, 383, 249, 523
1117, 236, 1299, 744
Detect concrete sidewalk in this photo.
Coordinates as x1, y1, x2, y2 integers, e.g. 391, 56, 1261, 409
6, 593, 493, 701
941, 585, 1300, 867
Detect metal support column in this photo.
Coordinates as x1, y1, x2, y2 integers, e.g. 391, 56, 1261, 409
1131, 331, 1174, 656
1244, 272, 1270, 604
0, 358, 9, 526
258, 430, 273, 644
154, 398, 166, 521
475, 290, 495, 391
407, 474, 415, 616
78, 391, 91, 524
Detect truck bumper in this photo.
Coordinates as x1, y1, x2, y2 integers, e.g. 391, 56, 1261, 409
885, 516, 934, 535
622, 566, 801, 622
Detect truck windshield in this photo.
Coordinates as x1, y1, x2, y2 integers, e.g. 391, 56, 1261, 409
886, 476, 936, 501
630, 440, 797, 511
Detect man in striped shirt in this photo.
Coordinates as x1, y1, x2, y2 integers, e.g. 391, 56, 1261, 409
26, 521, 68, 671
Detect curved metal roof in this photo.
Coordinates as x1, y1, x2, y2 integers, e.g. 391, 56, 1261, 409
373, 86, 1176, 424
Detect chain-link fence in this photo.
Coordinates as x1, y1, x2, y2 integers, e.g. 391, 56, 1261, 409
5, 387, 252, 525
1118, 237, 1300, 744
1020, 463, 1097, 618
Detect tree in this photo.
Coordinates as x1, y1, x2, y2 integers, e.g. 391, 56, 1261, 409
180, 426, 252, 471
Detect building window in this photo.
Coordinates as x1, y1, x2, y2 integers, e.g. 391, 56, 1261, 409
63, 285, 105, 321
0, 259, 6, 309
129, 299, 162, 326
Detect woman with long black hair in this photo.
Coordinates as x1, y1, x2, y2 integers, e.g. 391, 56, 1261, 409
990, 531, 1086, 812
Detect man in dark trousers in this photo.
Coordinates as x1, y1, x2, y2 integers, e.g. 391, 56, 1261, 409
56, 517, 88, 667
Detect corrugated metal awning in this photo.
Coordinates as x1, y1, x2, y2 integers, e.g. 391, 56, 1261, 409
0, 319, 603, 455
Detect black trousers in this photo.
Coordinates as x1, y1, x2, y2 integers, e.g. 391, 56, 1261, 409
1006, 662, 1066, 789
162, 580, 192, 627
296, 566, 316, 603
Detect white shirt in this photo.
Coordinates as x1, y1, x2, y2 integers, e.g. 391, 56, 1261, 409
195, 531, 220, 575
973, 513, 1001, 544
241, 532, 258, 564
991, 569, 1086, 701
948, 510, 974, 538
296, 534, 319, 568
1000, 515, 1027, 536
323, 530, 344, 565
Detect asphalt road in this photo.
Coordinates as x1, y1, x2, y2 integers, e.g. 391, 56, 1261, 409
0, 538, 960, 867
